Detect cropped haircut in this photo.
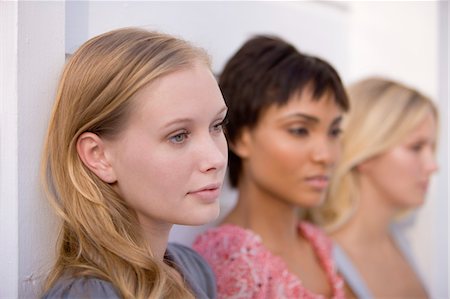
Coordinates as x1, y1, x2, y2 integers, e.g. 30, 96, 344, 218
41, 27, 210, 299
220, 35, 349, 187
310, 77, 438, 230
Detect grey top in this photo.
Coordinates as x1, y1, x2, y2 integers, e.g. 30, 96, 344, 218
42, 243, 216, 299
333, 224, 428, 299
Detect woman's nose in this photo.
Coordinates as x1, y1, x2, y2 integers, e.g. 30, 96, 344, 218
311, 137, 338, 166
424, 153, 439, 176
199, 135, 227, 173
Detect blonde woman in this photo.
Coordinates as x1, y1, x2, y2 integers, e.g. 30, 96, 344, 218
313, 77, 438, 298
41, 27, 227, 298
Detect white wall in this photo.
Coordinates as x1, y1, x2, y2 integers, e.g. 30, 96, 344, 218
66, 1, 349, 77
347, 2, 439, 97
1, 1, 447, 297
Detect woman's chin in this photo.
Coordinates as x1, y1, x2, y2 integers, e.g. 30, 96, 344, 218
178, 205, 220, 226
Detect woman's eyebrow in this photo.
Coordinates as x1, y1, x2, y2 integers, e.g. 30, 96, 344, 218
162, 106, 228, 130
285, 113, 319, 123
162, 118, 192, 129
215, 106, 228, 117
331, 116, 343, 126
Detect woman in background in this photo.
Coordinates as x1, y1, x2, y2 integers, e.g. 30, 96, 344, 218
41, 27, 227, 298
312, 77, 437, 298
194, 35, 349, 298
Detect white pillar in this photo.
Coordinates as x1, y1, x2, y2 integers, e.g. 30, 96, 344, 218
0, 2, 19, 298
0, 1, 65, 297
434, 1, 449, 296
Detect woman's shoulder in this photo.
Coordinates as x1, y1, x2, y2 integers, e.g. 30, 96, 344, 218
299, 221, 333, 250
333, 243, 373, 299
167, 242, 215, 276
42, 276, 120, 299
193, 224, 274, 275
193, 224, 263, 254
299, 221, 327, 235
193, 225, 276, 298
390, 222, 416, 264
166, 242, 217, 299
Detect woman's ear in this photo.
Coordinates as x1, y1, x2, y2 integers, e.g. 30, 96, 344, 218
76, 132, 117, 183
230, 128, 252, 159
356, 158, 374, 174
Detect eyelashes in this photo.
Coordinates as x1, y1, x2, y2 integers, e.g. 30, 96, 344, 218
410, 141, 429, 152
167, 119, 227, 145
169, 130, 190, 144
287, 127, 342, 138
288, 127, 309, 136
330, 127, 343, 138
212, 119, 228, 133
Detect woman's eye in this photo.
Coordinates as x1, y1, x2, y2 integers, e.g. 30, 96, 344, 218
211, 119, 227, 133
410, 143, 424, 152
288, 127, 309, 136
330, 127, 343, 138
169, 132, 189, 144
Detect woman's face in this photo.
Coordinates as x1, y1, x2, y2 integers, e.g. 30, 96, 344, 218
359, 111, 438, 209
235, 88, 343, 207
105, 63, 228, 228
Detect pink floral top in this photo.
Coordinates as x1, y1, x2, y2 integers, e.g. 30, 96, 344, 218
193, 222, 345, 299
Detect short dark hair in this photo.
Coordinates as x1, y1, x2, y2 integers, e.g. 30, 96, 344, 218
220, 35, 349, 187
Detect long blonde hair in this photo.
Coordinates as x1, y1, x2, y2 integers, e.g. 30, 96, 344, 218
41, 27, 210, 298
311, 77, 438, 231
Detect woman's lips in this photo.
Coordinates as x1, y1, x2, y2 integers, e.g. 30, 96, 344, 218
305, 175, 329, 190
419, 180, 429, 193
188, 183, 221, 203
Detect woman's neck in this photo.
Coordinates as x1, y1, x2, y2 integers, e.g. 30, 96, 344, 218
138, 216, 173, 261
333, 176, 397, 246
222, 179, 301, 251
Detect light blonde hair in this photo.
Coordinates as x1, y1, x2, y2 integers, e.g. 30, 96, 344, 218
311, 77, 438, 231
41, 27, 210, 298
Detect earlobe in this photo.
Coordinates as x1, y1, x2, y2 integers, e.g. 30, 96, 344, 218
76, 132, 117, 183
230, 129, 252, 159
356, 159, 371, 174
355, 163, 365, 173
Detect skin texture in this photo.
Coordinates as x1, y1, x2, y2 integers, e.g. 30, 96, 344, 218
233, 88, 343, 209
107, 64, 228, 227
358, 111, 438, 210
78, 63, 228, 258
224, 88, 344, 296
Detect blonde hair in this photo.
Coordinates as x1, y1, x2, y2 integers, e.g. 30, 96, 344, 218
311, 77, 438, 231
41, 27, 210, 298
